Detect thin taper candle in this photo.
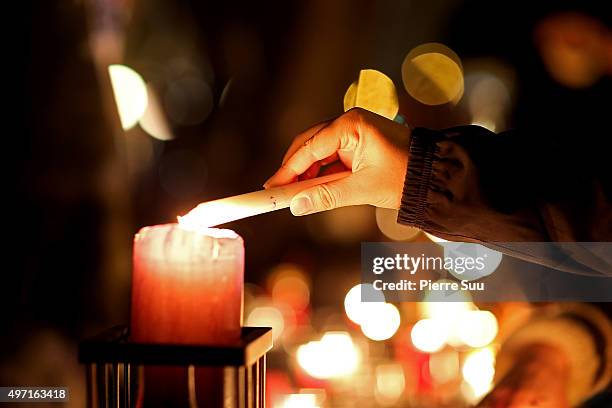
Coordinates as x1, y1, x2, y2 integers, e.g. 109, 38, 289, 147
179, 171, 350, 228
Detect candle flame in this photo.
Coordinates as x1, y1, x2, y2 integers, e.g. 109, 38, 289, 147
178, 191, 270, 229
176, 213, 239, 239
178, 200, 249, 229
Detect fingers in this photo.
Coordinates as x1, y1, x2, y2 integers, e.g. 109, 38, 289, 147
263, 122, 331, 188
266, 119, 359, 187
299, 162, 322, 180
319, 160, 349, 176
282, 121, 330, 165
320, 152, 339, 166
289, 174, 368, 215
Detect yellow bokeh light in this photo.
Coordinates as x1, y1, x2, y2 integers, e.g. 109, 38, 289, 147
401, 43, 464, 106
456, 310, 498, 348
343, 81, 358, 111
343, 69, 399, 120
410, 318, 448, 353
296, 331, 360, 379
246, 306, 285, 342
375, 363, 406, 405
375, 208, 420, 241
108, 64, 148, 130
360, 302, 401, 341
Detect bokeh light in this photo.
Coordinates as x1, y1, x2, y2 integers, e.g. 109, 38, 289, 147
140, 84, 174, 140
456, 310, 498, 348
418, 298, 499, 349
375, 208, 420, 241
429, 349, 459, 384
418, 290, 500, 349
410, 318, 448, 353
401, 43, 464, 105
344, 284, 385, 325
360, 302, 401, 341
374, 363, 405, 405
462, 347, 495, 402
465, 69, 512, 133
418, 300, 475, 321
108, 64, 149, 130
269, 264, 310, 313
296, 332, 360, 379
163, 76, 214, 125
535, 12, 611, 89
276, 393, 318, 408
344, 284, 400, 341
247, 305, 285, 342
419, 282, 475, 318
343, 69, 399, 120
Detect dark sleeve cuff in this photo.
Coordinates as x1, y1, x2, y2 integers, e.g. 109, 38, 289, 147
397, 127, 441, 228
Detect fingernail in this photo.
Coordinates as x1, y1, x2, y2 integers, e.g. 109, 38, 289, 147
263, 177, 273, 189
290, 196, 312, 215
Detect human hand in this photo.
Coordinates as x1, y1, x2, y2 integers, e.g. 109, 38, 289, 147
264, 108, 410, 215
476, 344, 570, 408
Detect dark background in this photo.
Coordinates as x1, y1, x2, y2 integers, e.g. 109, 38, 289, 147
10, 0, 611, 404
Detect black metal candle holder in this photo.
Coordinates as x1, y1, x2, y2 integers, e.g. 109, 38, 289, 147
79, 325, 272, 408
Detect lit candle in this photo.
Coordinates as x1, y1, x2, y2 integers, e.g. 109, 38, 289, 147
179, 171, 350, 228
128, 173, 345, 405
131, 223, 244, 344
130, 223, 244, 405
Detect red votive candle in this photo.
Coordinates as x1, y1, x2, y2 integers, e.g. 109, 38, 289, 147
130, 223, 244, 405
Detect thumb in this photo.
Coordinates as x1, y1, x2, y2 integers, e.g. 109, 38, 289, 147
289, 175, 365, 215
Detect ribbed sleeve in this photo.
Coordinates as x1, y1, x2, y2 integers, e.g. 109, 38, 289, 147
395, 125, 612, 275
397, 127, 440, 228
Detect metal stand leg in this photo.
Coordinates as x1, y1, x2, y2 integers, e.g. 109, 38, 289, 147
258, 355, 266, 408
